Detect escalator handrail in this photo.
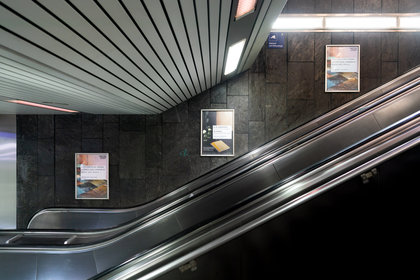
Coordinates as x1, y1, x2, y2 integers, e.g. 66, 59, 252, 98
27, 66, 420, 231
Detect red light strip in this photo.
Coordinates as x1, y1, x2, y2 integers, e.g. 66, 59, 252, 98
5, 100, 78, 113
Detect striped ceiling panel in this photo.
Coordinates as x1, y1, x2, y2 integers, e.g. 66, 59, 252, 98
0, 0, 287, 114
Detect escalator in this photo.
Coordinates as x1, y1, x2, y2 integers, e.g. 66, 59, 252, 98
1, 66, 419, 280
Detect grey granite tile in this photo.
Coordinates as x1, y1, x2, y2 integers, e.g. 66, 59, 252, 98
82, 138, 103, 153
355, 33, 381, 79
227, 95, 249, 134
399, 0, 420, 12
288, 33, 314, 62
331, 0, 354, 12
284, 0, 315, 13
145, 167, 162, 201
82, 114, 103, 138
227, 71, 249, 96
331, 33, 354, 45
108, 164, 120, 207
330, 93, 354, 109
249, 46, 266, 73
37, 115, 54, 138
266, 41, 288, 84
234, 133, 248, 158
249, 73, 266, 121
119, 115, 146, 132
37, 176, 55, 208
381, 62, 398, 84
37, 138, 54, 176
103, 115, 119, 123
54, 178, 76, 206
398, 33, 420, 74
189, 91, 210, 121
103, 122, 119, 165
146, 114, 162, 126
382, 33, 399, 62
314, 33, 331, 82
210, 103, 227, 109
287, 62, 314, 100
314, 81, 331, 117
382, 0, 398, 12
119, 179, 147, 206
54, 159, 74, 183
315, 0, 331, 13
145, 125, 162, 168
17, 155, 38, 208
55, 115, 81, 130
265, 83, 287, 141
119, 131, 145, 179
210, 83, 227, 104
360, 78, 380, 95
162, 102, 188, 123
55, 128, 81, 162
286, 99, 317, 130
249, 121, 265, 150
354, 0, 381, 12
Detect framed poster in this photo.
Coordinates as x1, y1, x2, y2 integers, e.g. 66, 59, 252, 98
75, 153, 109, 199
201, 109, 234, 156
325, 45, 360, 92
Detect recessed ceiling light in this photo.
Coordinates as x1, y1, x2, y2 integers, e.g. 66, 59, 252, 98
224, 39, 246, 75
325, 16, 397, 30
399, 16, 420, 29
5, 100, 78, 113
272, 16, 323, 30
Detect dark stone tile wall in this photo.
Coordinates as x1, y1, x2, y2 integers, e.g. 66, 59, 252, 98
16, 0, 420, 228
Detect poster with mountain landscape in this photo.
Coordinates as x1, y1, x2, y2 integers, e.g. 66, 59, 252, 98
325, 45, 360, 92
75, 153, 109, 199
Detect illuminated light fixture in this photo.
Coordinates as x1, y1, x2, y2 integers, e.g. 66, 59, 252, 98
5, 100, 78, 113
400, 16, 420, 29
235, 0, 257, 20
325, 16, 397, 30
272, 16, 323, 30
224, 39, 246, 75
272, 14, 420, 32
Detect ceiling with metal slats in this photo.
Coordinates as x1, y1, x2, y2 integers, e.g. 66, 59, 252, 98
0, 0, 287, 114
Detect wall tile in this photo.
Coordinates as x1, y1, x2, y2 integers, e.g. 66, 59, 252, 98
37, 138, 54, 176
227, 71, 249, 96
119, 115, 146, 132
103, 115, 119, 123
399, 33, 420, 74
145, 125, 162, 168
119, 131, 145, 179
103, 122, 119, 165
249, 121, 265, 150
249, 73, 266, 121
288, 33, 314, 62
331, 0, 353, 12
284, 0, 315, 13
234, 133, 248, 158
55, 115, 81, 130
354, 0, 381, 12
355, 33, 381, 79
210, 83, 227, 104
381, 62, 398, 84
315, 0, 331, 13
82, 138, 103, 153
37, 176, 55, 208
265, 83, 287, 141
314, 33, 331, 82
399, 0, 420, 12
287, 62, 314, 100
382, 0, 398, 12
189, 91, 210, 121
266, 42, 287, 84
331, 33, 354, 45
250, 46, 266, 73
227, 96, 249, 134
382, 33, 399, 62
82, 114, 103, 138
37, 115, 54, 138
286, 99, 316, 129
119, 178, 147, 206
162, 102, 188, 123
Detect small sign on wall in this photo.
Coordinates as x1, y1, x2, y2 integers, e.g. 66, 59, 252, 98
325, 44, 360, 92
201, 109, 234, 156
75, 153, 109, 199
268, 32, 285, 49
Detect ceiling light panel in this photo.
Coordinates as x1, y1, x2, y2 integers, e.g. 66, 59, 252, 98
224, 39, 246, 75
235, 0, 257, 20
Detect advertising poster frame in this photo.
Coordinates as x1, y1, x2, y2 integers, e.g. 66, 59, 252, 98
325, 44, 360, 93
201, 109, 235, 157
75, 153, 109, 200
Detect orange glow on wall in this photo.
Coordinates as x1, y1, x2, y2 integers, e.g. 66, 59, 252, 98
235, 0, 257, 20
